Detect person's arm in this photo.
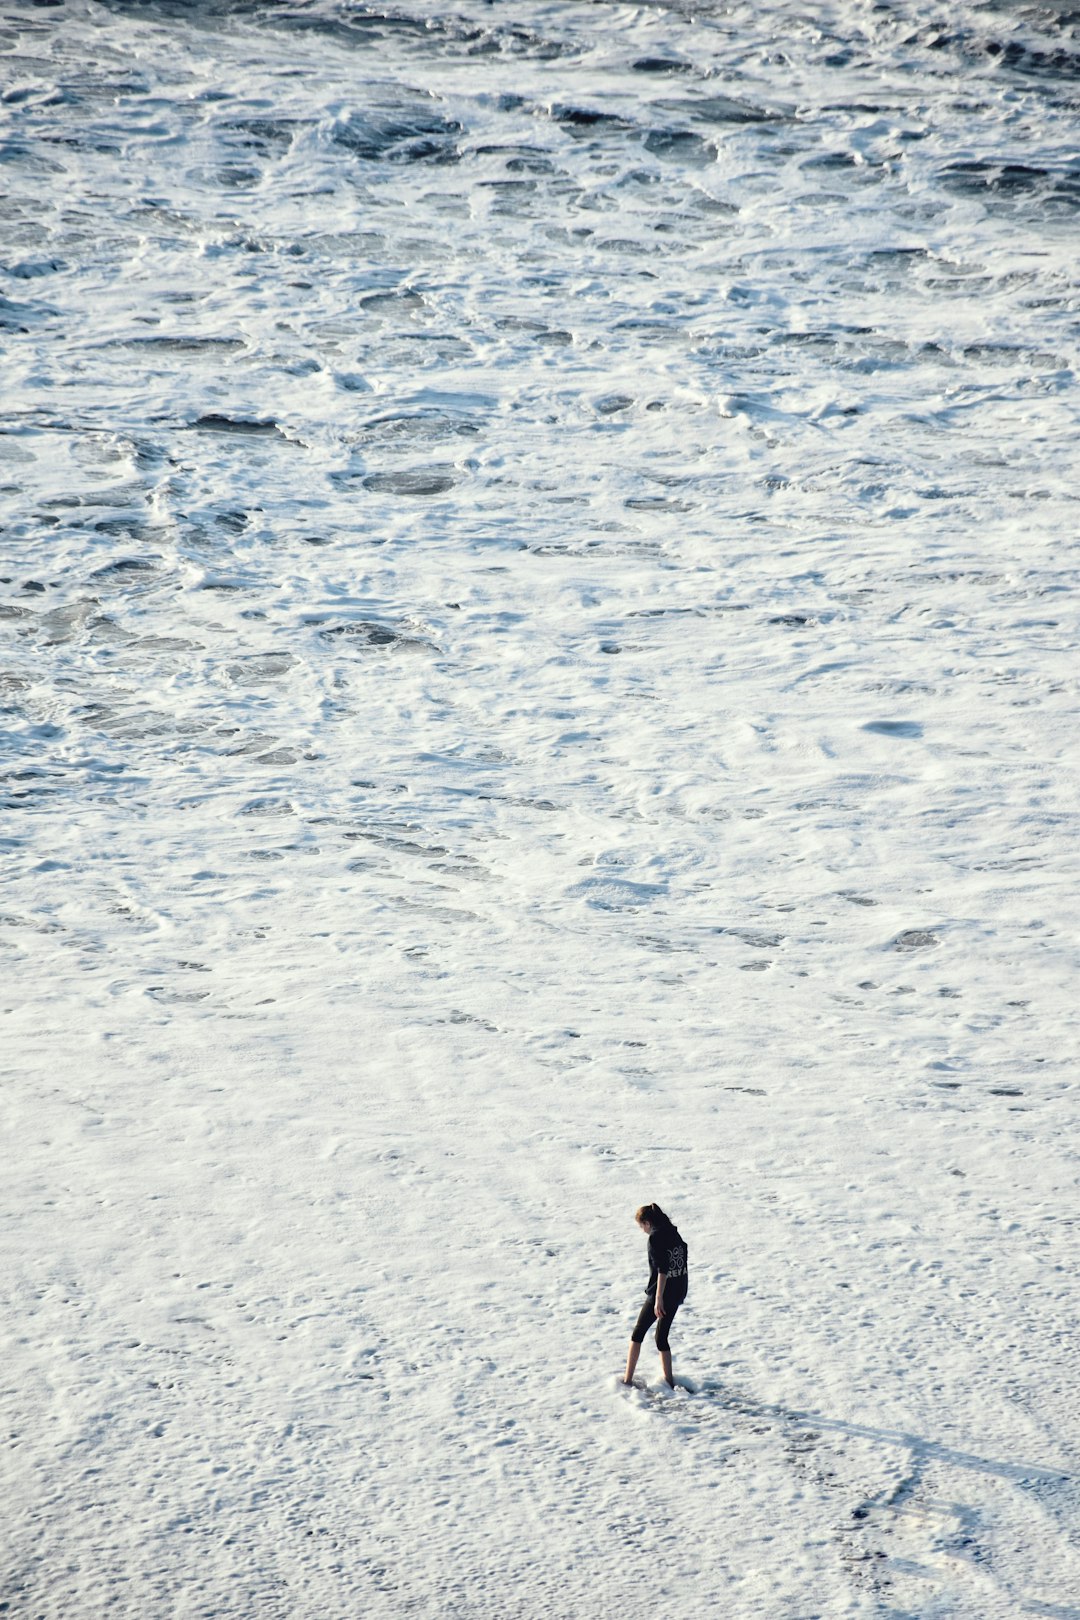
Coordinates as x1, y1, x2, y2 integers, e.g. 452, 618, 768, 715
655, 1271, 668, 1317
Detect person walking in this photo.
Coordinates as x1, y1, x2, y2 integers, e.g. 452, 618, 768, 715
622, 1203, 688, 1388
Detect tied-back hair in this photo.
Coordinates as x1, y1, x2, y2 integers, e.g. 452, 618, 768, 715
635, 1202, 672, 1230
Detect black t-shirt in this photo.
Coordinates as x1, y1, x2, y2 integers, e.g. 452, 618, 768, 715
646, 1224, 689, 1300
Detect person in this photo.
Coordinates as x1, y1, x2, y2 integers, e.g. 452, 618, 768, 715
622, 1203, 689, 1388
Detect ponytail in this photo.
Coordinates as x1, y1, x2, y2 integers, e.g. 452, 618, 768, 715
635, 1203, 671, 1229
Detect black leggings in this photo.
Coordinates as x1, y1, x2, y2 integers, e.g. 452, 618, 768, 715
631, 1292, 684, 1354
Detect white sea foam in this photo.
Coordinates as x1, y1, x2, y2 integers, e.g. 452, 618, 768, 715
2, 1, 1079, 1614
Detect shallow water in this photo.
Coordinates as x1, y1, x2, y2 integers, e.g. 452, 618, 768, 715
3, 2, 1079, 1616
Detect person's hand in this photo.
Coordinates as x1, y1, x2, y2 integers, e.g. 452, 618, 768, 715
655, 1298, 666, 1318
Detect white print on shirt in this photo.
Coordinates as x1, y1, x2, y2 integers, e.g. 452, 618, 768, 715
666, 1244, 687, 1279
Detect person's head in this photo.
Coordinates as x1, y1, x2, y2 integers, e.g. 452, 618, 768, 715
635, 1202, 669, 1234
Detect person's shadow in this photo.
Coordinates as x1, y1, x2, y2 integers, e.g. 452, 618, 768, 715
691, 1379, 1079, 1619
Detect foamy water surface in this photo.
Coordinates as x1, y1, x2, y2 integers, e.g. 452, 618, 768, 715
3, 2, 1079, 1615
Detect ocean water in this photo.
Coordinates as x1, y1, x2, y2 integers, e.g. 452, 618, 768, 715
3, 2, 1079, 1616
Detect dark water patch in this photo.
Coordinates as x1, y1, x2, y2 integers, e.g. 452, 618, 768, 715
346, 825, 448, 858
863, 719, 923, 739
594, 236, 651, 254
482, 183, 550, 217
909, 568, 1001, 586
360, 289, 427, 316
802, 150, 860, 171
388, 893, 478, 925
191, 414, 289, 439
939, 161, 1080, 209
480, 178, 541, 206
2, 779, 66, 809
375, 334, 474, 363
254, 747, 301, 765
633, 57, 693, 75
26, 599, 102, 646
26, 70, 152, 110
42, 134, 122, 156
212, 510, 251, 536
281, 6, 427, 39
890, 929, 940, 951
550, 104, 633, 132
921, 18, 1080, 84
961, 342, 1059, 370
625, 495, 692, 512
475, 144, 556, 175
659, 94, 777, 126
90, 517, 157, 543
302, 229, 386, 259
4, 256, 68, 279
90, 557, 163, 581
239, 796, 295, 818
867, 246, 930, 268
768, 330, 841, 361
455, 19, 570, 60
983, 37, 1080, 80
628, 604, 749, 618
720, 929, 784, 950
222, 116, 304, 153
692, 195, 739, 217
192, 160, 264, 189
0, 670, 31, 703
973, 853, 1045, 873
146, 986, 210, 1004
136, 633, 203, 655
116, 336, 246, 357
571, 875, 665, 911
494, 315, 572, 345
0, 293, 56, 330
595, 394, 634, 415
72, 695, 173, 738
219, 729, 281, 756
643, 129, 715, 166
280, 5, 560, 55
773, 325, 877, 358
318, 620, 434, 652
225, 654, 297, 686
0, 908, 60, 934
70, 71, 154, 100
0, 143, 66, 180
358, 467, 458, 497
193, 573, 253, 592
332, 105, 462, 165
470, 790, 561, 812
612, 317, 685, 344
353, 414, 481, 448
533, 326, 573, 346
